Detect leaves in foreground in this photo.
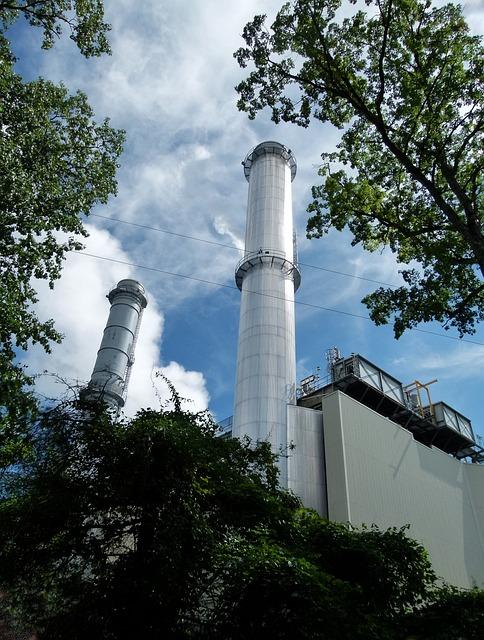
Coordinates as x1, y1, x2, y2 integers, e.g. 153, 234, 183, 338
1, 399, 483, 638
235, 0, 484, 337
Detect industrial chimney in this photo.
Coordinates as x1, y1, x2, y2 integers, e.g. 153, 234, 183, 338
232, 141, 300, 485
83, 279, 147, 411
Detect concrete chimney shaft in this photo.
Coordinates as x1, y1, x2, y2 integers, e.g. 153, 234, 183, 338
233, 141, 300, 485
86, 279, 147, 410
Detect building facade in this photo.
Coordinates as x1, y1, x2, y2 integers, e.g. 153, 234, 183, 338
229, 141, 484, 589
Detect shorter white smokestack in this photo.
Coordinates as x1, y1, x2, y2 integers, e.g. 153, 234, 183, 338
83, 279, 147, 410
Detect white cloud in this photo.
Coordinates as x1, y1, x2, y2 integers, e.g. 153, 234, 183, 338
145, 362, 210, 415
296, 228, 403, 326
35, 0, 329, 299
395, 343, 484, 382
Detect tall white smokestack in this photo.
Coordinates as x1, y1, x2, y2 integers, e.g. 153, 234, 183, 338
233, 141, 300, 485
84, 279, 147, 411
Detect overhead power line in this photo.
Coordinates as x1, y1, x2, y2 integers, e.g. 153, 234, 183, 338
76, 250, 484, 347
90, 213, 399, 289
91, 213, 240, 252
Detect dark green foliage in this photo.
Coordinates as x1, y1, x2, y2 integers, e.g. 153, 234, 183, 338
0, 402, 298, 639
235, 0, 484, 337
0, 44, 124, 460
404, 586, 484, 639
0, 353, 37, 469
0, 1, 123, 453
1, 400, 481, 639
211, 512, 436, 639
0, 0, 110, 56
0, 46, 124, 366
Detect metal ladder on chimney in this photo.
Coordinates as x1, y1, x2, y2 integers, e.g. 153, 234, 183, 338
122, 307, 144, 403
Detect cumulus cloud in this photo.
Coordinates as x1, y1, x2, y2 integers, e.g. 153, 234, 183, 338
146, 362, 210, 415
33, 0, 331, 308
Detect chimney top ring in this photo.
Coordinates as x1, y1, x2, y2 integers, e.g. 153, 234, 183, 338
242, 141, 297, 182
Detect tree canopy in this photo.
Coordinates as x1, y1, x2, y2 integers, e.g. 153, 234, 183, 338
0, 0, 110, 56
1, 398, 483, 639
235, 0, 484, 338
0, 0, 123, 450
0, 43, 123, 407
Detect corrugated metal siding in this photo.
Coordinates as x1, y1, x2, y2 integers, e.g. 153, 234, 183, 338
322, 391, 484, 588
287, 405, 327, 516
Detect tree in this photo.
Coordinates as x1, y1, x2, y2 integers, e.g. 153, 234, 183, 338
0, 400, 298, 639
0, 1, 123, 457
234, 0, 484, 337
210, 514, 437, 639
0, 0, 110, 56
0, 40, 123, 408
1, 396, 482, 639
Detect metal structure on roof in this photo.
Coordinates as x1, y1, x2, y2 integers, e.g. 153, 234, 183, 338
298, 351, 484, 463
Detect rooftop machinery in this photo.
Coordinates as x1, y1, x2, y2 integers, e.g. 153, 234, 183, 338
298, 350, 484, 463
232, 141, 300, 485
83, 279, 147, 411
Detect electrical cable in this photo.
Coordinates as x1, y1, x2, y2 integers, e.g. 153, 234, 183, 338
76, 250, 484, 347
91, 213, 241, 252
90, 213, 399, 288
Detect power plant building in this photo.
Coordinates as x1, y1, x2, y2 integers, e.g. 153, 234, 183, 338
227, 141, 484, 589
78, 143, 484, 590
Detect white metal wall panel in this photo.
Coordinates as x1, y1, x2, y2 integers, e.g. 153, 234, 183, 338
319, 392, 351, 523
459, 416, 474, 441
321, 391, 484, 588
443, 405, 459, 431
380, 372, 405, 404
463, 465, 484, 556
287, 405, 327, 515
358, 358, 381, 390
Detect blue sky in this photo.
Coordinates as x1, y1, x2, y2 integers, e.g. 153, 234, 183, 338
11, 0, 484, 440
